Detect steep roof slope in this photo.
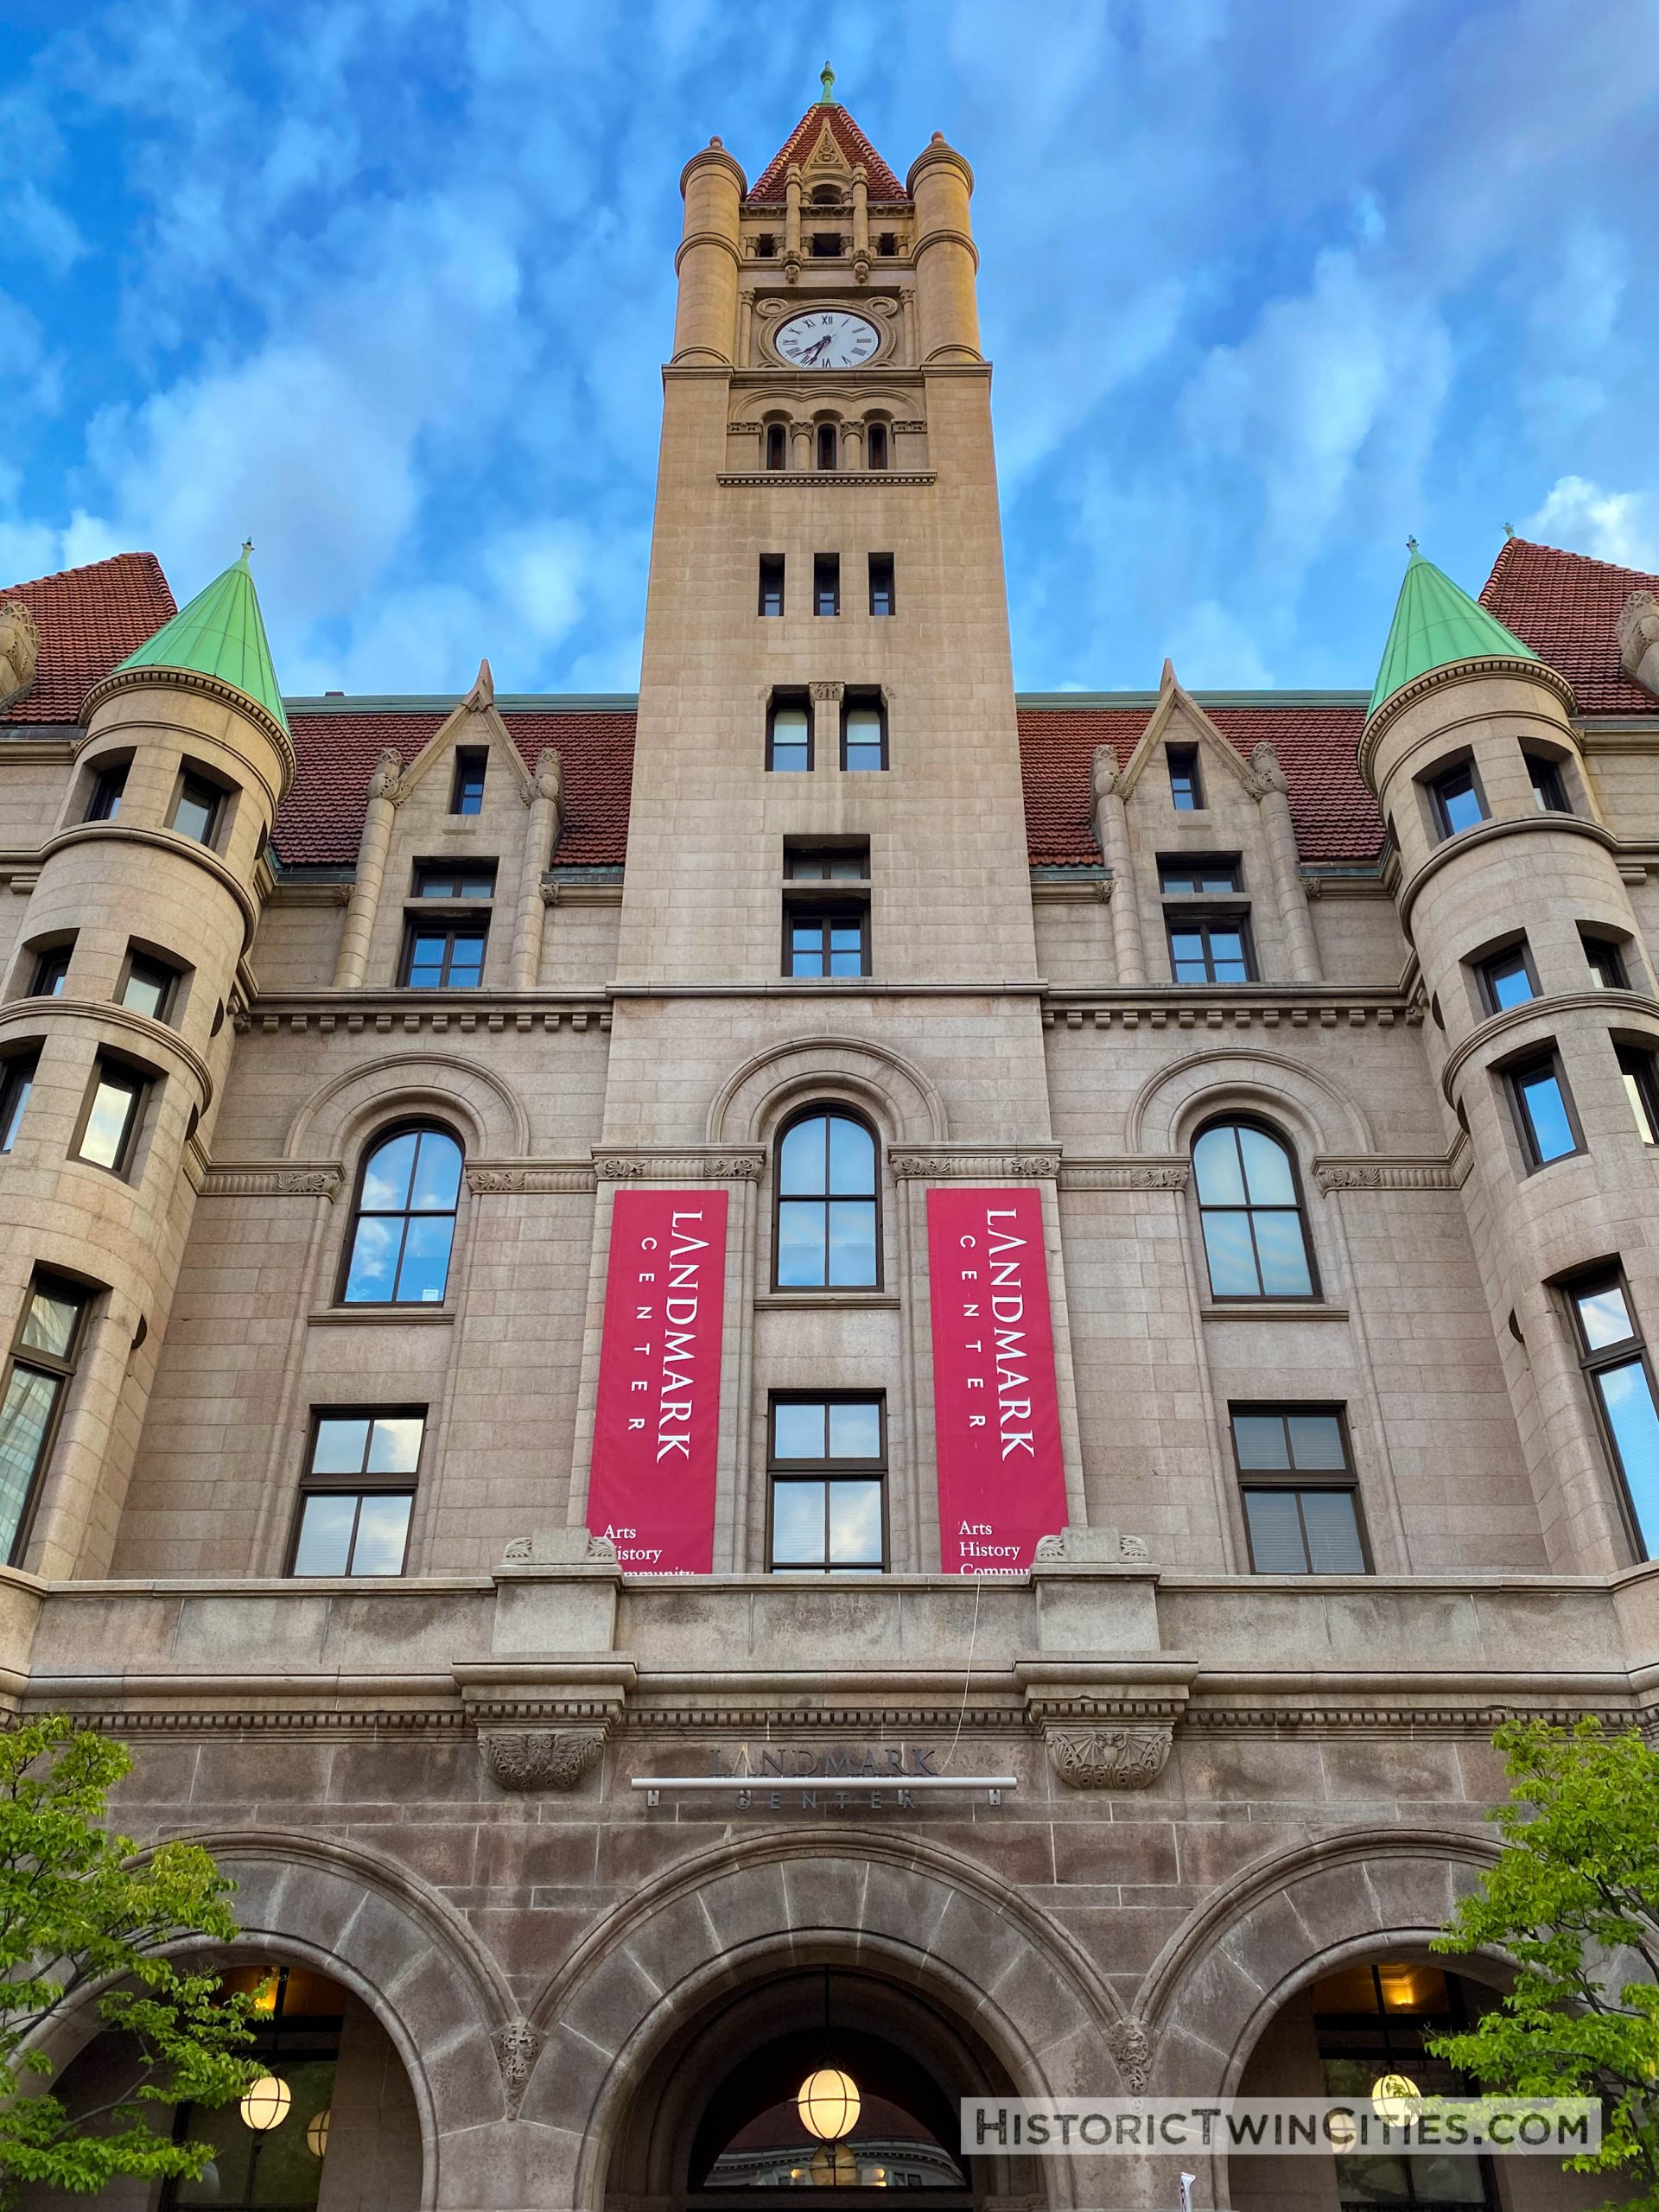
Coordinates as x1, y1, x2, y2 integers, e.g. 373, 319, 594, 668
1482, 536, 1659, 715
0, 552, 175, 722
747, 103, 906, 202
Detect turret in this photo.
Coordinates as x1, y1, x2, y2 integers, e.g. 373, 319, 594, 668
906, 133, 979, 364
0, 547, 291, 1576
1364, 544, 1659, 1573
673, 138, 746, 365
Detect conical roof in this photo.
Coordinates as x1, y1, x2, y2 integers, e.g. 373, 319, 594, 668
114, 543, 289, 734
1369, 543, 1536, 721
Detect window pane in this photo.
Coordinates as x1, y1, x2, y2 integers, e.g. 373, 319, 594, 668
1485, 954, 1534, 1010
0, 1068, 31, 1152
1193, 1127, 1247, 1205
1203, 1212, 1262, 1297
1437, 771, 1484, 835
1577, 1281, 1633, 1351
120, 963, 169, 1020
292, 1493, 355, 1575
79, 1075, 137, 1169
772, 1480, 826, 1563
1518, 1067, 1576, 1162
780, 1118, 827, 1194
311, 1417, 371, 1475
1232, 1414, 1290, 1470
394, 1215, 454, 1303
1624, 1068, 1658, 1146
827, 1401, 881, 1460
772, 741, 809, 772
406, 937, 448, 988
1300, 1490, 1366, 1572
350, 1493, 412, 1575
343, 1217, 400, 1302
1243, 1488, 1306, 1573
791, 928, 825, 977
1237, 1126, 1296, 1205
21, 1287, 80, 1360
172, 786, 216, 842
773, 1402, 827, 1460
367, 1415, 424, 1475
1597, 1358, 1659, 1554
409, 1131, 463, 1211
1208, 927, 1249, 981
1169, 929, 1208, 981
845, 709, 880, 747
361, 1133, 417, 1211
776, 1199, 826, 1286
827, 1116, 875, 1192
0, 1364, 60, 1556
1254, 1211, 1314, 1296
826, 1199, 878, 1285
828, 1479, 883, 1563
1287, 1413, 1347, 1471
772, 709, 808, 755
447, 935, 486, 987
828, 927, 864, 975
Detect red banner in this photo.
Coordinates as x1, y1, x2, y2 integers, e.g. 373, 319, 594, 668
926, 1185, 1069, 1574
588, 1188, 728, 1573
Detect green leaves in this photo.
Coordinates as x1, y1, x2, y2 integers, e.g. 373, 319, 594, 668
0, 1716, 258, 2202
1432, 1719, 1659, 2208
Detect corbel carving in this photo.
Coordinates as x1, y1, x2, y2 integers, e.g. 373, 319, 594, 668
480, 1730, 607, 1792
809, 680, 844, 702
1105, 2018, 1153, 2094
366, 747, 408, 804
1031, 1528, 1149, 1563
1046, 1726, 1173, 1791
0, 601, 41, 710
1618, 590, 1659, 697
1245, 739, 1288, 798
493, 2018, 543, 2115
1090, 746, 1122, 804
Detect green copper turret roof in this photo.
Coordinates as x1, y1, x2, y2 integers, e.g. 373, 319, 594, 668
114, 543, 289, 734
1368, 542, 1537, 721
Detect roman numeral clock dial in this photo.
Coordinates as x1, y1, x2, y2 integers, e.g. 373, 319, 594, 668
775, 310, 880, 369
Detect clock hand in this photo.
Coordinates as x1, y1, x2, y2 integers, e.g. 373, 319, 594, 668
803, 334, 832, 364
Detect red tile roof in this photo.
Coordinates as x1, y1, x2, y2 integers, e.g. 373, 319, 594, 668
1017, 703, 1380, 867
0, 552, 175, 722
1481, 535, 1659, 715
747, 105, 906, 203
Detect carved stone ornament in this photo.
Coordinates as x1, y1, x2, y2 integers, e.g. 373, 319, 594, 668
1247, 739, 1289, 797
1032, 1527, 1151, 1564
594, 1153, 763, 1182
0, 601, 41, 710
493, 2018, 543, 2113
502, 1531, 617, 1565
481, 1729, 607, 1792
1105, 2017, 1153, 2094
888, 1152, 1060, 1182
1046, 1725, 1173, 1791
1313, 1158, 1458, 1194
1090, 745, 1122, 804
366, 747, 407, 804
532, 747, 564, 808
1618, 589, 1659, 697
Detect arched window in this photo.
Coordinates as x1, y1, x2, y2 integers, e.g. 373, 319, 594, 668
341, 1125, 463, 1305
866, 421, 889, 470
1192, 1119, 1316, 1300
817, 422, 838, 471
776, 1110, 878, 1287
766, 422, 787, 471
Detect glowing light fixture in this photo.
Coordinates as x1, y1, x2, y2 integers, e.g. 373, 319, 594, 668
798, 2069, 861, 2142
1370, 2072, 1421, 2125
239, 2074, 292, 2133
306, 2106, 331, 2158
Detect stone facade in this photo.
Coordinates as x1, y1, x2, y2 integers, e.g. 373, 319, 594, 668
0, 90, 1655, 2212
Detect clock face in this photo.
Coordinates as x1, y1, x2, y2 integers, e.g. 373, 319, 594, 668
775, 310, 881, 370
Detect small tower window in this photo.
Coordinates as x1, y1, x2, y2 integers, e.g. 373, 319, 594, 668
810, 185, 842, 206
754, 232, 777, 258
867, 422, 889, 470
765, 423, 787, 472
1168, 746, 1204, 810
1525, 750, 1570, 813
876, 232, 898, 257
814, 554, 841, 618
868, 555, 895, 617
84, 762, 127, 822
451, 748, 487, 815
758, 555, 785, 617
810, 232, 842, 257
817, 423, 838, 471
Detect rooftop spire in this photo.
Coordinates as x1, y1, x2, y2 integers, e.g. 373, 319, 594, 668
818, 60, 836, 104
114, 543, 289, 734
1368, 542, 1537, 721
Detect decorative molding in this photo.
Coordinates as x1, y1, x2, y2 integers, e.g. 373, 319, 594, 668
888, 1148, 1059, 1182
251, 994, 611, 1036
493, 2018, 543, 2115
1397, 810, 1619, 930
715, 470, 937, 488
1312, 1155, 1462, 1194
201, 1164, 344, 1200
480, 1729, 607, 1792
1105, 2018, 1153, 2094
501, 1532, 618, 1564
1440, 986, 1659, 1103
1032, 1528, 1151, 1564
1044, 993, 1406, 1032
1046, 1725, 1173, 1790
594, 1149, 765, 1182
466, 1161, 596, 1194
1359, 651, 1576, 766
1058, 1158, 1189, 1192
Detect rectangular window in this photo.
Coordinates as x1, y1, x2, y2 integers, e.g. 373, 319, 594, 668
766, 696, 811, 773
1231, 1406, 1369, 1574
117, 950, 179, 1024
868, 553, 895, 615
1166, 914, 1254, 984
814, 554, 840, 618
0, 1052, 38, 1154
758, 554, 785, 617
168, 771, 223, 847
1475, 941, 1537, 1014
1582, 931, 1629, 990
1507, 1050, 1580, 1168
1526, 751, 1569, 812
29, 944, 71, 999
768, 1395, 885, 1572
74, 1059, 147, 1175
401, 923, 488, 988
450, 748, 487, 815
1427, 759, 1487, 839
785, 843, 868, 882
413, 861, 497, 899
1567, 1270, 1659, 1557
289, 1409, 423, 1577
1618, 1046, 1659, 1147
84, 764, 127, 823
786, 904, 869, 978
754, 232, 776, 258
841, 696, 887, 772
810, 232, 842, 258
1159, 857, 1241, 896
1167, 746, 1203, 810
0, 1274, 89, 1564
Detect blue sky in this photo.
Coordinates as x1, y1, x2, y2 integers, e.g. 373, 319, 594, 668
2, 0, 1656, 697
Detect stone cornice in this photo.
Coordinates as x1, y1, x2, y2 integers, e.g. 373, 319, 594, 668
200, 1162, 344, 1200
466, 1160, 597, 1194
888, 1146, 1059, 1181
80, 664, 297, 788
1043, 988, 1408, 1031
244, 991, 612, 1035
1058, 1157, 1190, 1192
1359, 652, 1577, 775
715, 470, 937, 487
1312, 1152, 1468, 1193
592, 1147, 765, 1183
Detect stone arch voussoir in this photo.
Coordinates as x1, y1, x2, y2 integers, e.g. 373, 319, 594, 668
282, 1051, 531, 1162
1128, 1046, 1376, 1158
707, 1033, 950, 1147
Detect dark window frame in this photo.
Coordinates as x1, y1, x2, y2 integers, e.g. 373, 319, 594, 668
1616, 1042, 1659, 1147
450, 747, 488, 816
116, 946, 181, 1026
1424, 754, 1489, 842
784, 899, 871, 979
840, 691, 888, 772
1158, 855, 1243, 896
766, 690, 813, 773
1192, 1116, 1321, 1303
71, 1055, 150, 1179
785, 841, 870, 885
810, 232, 843, 260
1473, 938, 1540, 1016
83, 760, 129, 823
868, 552, 895, 616
1525, 748, 1571, 814
167, 764, 228, 849
1167, 745, 1204, 810
286, 1406, 426, 1578
1229, 1402, 1372, 1575
758, 553, 785, 616
772, 1106, 882, 1292
337, 1121, 465, 1308
816, 421, 839, 469
398, 917, 490, 989
1581, 929, 1630, 990
766, 1390, 888, 1573
1165, 910, 1256, 985
1562, 1265, 1659, 1561
813, 552, 840, 616
1505, 1046, 1584, 1172
866, 422, 890, 470
0, 1272, 92, 1567
412, 861, 498, 900
764, 421, 786, 469
0, 1049, 38, 1154
28, 942, 72, 999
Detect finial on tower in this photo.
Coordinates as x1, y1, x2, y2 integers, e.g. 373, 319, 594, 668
1503, 521, 1516, 538
239, 539, 254, 566
819, 60, 836, 104
1405, 536, 1419, 556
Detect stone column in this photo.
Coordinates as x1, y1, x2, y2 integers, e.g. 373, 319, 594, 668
784, 164, 802, 274
842, 420, 865, 471
851, 164, 869, 277
790, 419, 812, 472
332, 750, 404, 989
810, 681, 843, 769
1091, 747, 1145, 984
1249, 741, 1321, 982
906, 135, 981, 364
512, 749, 564, 990
672, 140, 744, 366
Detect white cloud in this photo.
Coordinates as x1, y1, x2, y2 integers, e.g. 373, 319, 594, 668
1523, 476, 1658, 571
1165, 601, 1274, 690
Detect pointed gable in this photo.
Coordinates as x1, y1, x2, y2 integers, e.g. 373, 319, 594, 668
0, 552, 175, 724
748, 104, 906, 203
1481, 536, 1659, 715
